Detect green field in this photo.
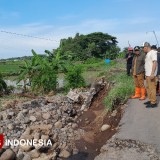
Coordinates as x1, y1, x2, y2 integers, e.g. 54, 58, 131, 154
0, 59, 107, 78
0, 60, 23, 76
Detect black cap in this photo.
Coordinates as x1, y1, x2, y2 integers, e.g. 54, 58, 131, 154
134, 46, 140, 51
151, 45, 157, 50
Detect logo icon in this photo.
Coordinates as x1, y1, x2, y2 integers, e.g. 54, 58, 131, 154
0, 134, 4, 149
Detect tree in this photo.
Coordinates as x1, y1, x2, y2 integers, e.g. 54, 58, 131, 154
122, 47, 128, 54
56, 32, 118, 60
85, 32, 118, 58
17, 49, 60, 93
105, 46, 121, 59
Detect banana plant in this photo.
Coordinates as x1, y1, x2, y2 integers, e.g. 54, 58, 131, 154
17, 49, 65, 93
30, 50, 59, 92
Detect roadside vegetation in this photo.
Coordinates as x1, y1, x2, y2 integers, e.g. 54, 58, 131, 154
0, 32, 133, 112
104, 61, 134, 111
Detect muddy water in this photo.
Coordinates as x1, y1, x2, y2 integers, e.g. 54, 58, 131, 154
5, 79, 24, 93
5, 78, 64, 93
5, 79, 24, 87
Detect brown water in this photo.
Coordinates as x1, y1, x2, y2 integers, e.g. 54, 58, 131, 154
5, 78, 64, 93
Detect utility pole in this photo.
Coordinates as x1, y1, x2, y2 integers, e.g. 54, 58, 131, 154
146, 30, 159, 47
128, 41, 131, 47
153, 30, 159, 47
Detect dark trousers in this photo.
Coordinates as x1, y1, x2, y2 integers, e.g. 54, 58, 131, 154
127, 64, 132, 76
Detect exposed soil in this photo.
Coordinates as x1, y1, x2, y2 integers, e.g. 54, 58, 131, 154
0, 78, 123, 160
67, 86, 123, 160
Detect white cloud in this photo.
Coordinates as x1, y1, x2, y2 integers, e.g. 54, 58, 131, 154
0, 19, 119, 58
0, 17, 159, 58
115, 31, 160, 49
0, 24, 60, 58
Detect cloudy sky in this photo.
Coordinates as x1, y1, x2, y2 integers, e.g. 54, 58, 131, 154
0, 0, 160, 58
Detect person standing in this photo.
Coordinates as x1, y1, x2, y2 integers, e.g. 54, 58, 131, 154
125, 47, 133, 76
143, 42, 158, 108
157, 47, 160, 95
131, 46, 146, 100
151, 45, 160, 95
151, 45, 157, 51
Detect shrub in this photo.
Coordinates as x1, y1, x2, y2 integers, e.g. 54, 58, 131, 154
64, 65, 86, 91
117, 52, 125, 59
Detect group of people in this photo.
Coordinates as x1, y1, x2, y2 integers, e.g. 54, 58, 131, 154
125, 42, 160, 108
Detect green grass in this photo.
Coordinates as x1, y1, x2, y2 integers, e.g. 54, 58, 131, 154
79, 60, 105, 71
0, 60, 24, 76
81, 59, 118, 85
104, 72, 134, 111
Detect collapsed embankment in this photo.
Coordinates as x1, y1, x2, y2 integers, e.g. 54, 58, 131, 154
0, 78, 123, 160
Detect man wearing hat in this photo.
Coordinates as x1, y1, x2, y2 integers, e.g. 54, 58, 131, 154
131, 46, 146, 100
125, 47, 133, 76
143, 42, 157, 108
151, 45, 157, 51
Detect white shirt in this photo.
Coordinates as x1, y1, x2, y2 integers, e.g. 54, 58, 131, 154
145, 50, 157, 76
